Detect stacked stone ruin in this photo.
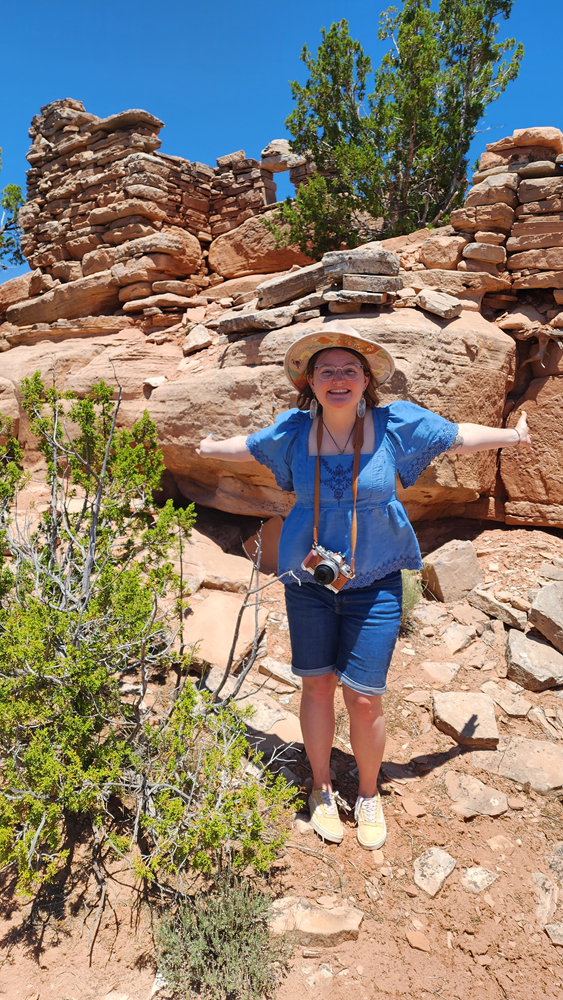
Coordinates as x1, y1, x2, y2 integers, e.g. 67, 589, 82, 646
1, 102, 563, 531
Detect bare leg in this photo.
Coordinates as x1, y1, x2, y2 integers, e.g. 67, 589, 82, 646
300, 674, 339, 790
342, 688, 385, 798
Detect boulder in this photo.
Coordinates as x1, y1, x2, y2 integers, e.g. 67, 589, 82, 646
518, 176, 563, 205
508, 247, 563, 271
0, 273, 31, 315
474, 736, 563, 794
406, 267, 511, 304
506, 629, 563, 691
465, 173, 519, 208
255, 262, 324, 308
419, 234, 468, 270
432, 691, 499, 748
208, 212, 312, 278
444, 771, 507, 818
413, 847, 456, 897
450, 203, 515, 233
6, 271, 120, 326
529, 583, 563, 654
183, 325, 213, 355
113, 226, 202, 272
421, 539, 482, 602
463, 243, 506, 264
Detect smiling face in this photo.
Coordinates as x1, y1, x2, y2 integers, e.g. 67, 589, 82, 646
308, 348, 370, 414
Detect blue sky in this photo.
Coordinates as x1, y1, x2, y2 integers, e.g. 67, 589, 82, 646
2, 0, 562, 279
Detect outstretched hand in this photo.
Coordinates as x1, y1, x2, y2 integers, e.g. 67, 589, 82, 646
515, 410, 532, 449
195, 434, 214, 457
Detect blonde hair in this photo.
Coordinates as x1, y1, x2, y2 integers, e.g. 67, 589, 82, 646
296, 347, 379, 411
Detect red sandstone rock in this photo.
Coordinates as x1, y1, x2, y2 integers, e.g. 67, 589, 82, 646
6, 271, 120, 326
0, 274, 31, 316
208, 212, 312, 278
419, 234, 469, 270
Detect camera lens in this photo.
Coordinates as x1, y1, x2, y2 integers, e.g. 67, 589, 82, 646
314, 561, 336, 586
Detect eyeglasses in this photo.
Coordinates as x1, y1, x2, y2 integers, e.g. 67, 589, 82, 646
314, 363, 365, 382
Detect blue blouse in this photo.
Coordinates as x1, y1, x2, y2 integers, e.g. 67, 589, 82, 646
246, 402, 458, 589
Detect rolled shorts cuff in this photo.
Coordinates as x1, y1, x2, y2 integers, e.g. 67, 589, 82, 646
335, 669, 386, 697
291, 662, 338, 679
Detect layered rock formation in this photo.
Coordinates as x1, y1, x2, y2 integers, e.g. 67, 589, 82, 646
1, 103, 562, 528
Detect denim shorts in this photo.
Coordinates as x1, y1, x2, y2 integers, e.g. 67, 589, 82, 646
284, 571, 403, 696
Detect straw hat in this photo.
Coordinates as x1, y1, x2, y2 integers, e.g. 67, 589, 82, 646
284, 321, 396, 391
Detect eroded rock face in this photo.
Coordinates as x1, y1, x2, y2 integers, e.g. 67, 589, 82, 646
207, 212, 312, 278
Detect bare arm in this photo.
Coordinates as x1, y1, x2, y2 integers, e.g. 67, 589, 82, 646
449, 410, 531, 455
196, 434, 255, 462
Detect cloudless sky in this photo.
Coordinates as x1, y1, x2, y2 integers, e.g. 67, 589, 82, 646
2, 0, 562, 279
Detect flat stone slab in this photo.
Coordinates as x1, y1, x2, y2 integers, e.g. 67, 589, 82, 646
342, 273, 404, 293
417, 289, 463, 319
468, 588, 527, 629
444, 770, 508, 817
441, 622, 477, 654
324, 289, 388, 305
217, 304, 298, 335
533, 872, 559, 928
421, 539, 482, 603
480, 679, 532, 717
529, 583, 563, 654
422, 661, 459, 686
507, 629, 563, 690
472, 736, 563, 794
322, 245, 400, 277
461, 867, 499, 894
433, 691, 499, 748
414, 847, 456, 897
258, 656, 301, 688
255, 262, 324, 308
270, 896, 363, 945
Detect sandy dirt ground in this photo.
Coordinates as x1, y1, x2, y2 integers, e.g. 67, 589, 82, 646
1, 518, 562, 1000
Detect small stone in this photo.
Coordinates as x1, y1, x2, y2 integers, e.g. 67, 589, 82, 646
544, 922, 563, 946
370, 849, 385, 865
422, 626, 435, 637
422, 660, 459, 686
404, 689, 433, 706
533, 872, 558, 929
402, 797, 426, 818
258, 657, 301, 688
302, 949, 322, 958
403, 884, 418, 897
294, 815, 313, 835
539, 562, 563, 582
406, 930, 431, 951
143, 375, 167, 388
461, 867, 499, 894
442, 623, 478, 655
486, 834, 514, 855
414, 847, 456, 897
507, 796, 525, 810
432, 692, 499, 748
356, 964, 364, 975
270, 897, 363, 945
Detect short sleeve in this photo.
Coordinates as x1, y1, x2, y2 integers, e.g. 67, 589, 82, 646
246, 408, 305, 492
386, 401, 458, 488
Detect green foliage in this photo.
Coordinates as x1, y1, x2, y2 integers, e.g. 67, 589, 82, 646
0, 376, 294, 894
0, 148, 25, 268
157, 877, 292, 999
273, 3, 523, 257
400, 569, 422, 632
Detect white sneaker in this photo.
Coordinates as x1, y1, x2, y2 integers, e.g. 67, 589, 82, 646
308, 788, 344, 843
354, 793, 387, 850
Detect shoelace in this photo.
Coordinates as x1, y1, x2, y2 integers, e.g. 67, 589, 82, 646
355, 795, 378, 823
319, 789, 338, 816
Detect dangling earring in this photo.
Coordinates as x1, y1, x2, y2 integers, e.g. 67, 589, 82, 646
309, 397, 318, 420
357, 395, 366, 418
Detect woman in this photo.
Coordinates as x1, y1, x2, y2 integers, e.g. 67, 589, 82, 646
196, 322, 530, 849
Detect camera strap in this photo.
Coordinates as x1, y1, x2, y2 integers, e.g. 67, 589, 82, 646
313, 414, 364, 577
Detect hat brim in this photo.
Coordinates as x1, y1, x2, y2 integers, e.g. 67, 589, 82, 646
284, 322, 396, 391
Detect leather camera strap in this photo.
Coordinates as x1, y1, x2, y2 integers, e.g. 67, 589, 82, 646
313, 414, 365, 576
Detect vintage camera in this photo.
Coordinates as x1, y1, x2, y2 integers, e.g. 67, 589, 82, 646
302, 544, 354, 592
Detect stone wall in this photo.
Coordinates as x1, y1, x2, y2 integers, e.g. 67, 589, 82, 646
1, 105, 563, 530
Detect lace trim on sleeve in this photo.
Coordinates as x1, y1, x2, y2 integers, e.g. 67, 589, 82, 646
398, 423, 459, 489
246, 438, 294, 493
